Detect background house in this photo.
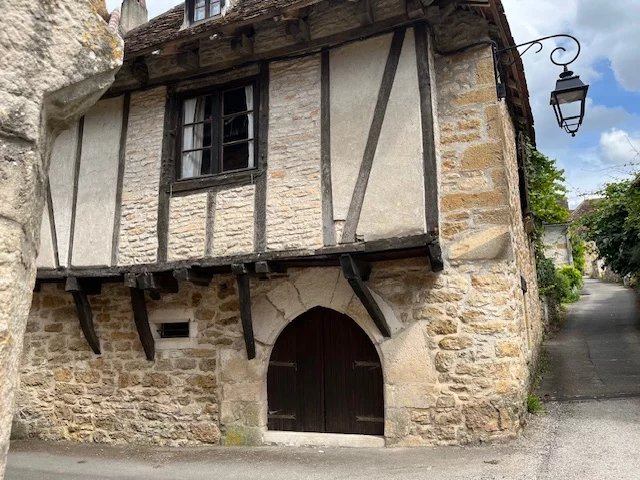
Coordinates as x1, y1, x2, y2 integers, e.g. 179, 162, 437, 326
14, 0, 542, 447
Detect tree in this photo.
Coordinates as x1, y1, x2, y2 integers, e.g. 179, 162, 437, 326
525, 144, 570, 225
581, 179, 640, 277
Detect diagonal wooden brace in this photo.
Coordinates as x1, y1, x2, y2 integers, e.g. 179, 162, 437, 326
339, 254, 391, 337
65, 277, 101, 354
232, 263, 256, 360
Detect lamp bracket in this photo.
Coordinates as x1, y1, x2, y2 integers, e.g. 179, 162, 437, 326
495, 34, 581, 70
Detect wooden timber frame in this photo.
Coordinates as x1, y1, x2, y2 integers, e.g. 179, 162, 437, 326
65, 277, 101, 354
38, 235, 441, 356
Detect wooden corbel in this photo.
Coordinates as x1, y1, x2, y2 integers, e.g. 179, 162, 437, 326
176, 49, 200, 71
231, 33, 254, 56
173, 267, 214, 287
285, 18, 310, 43
130, 57, 149, 85
65, 277, 101, 354
232, 263, 256, 360
124, 273, 155, 361
339, 255, 392, 338
427, 236, 444, 272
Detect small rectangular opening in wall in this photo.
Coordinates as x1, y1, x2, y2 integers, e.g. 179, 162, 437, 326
159, 322, 190, 338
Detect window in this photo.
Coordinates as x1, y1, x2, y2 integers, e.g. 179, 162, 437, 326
149, 309, 198, 350
178, 83, 257, 180
190, 0, 224, 23
159, 322, 190, 339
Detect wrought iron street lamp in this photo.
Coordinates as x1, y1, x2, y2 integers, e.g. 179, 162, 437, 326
550, 67, 589, 137
495, 34, 589, 137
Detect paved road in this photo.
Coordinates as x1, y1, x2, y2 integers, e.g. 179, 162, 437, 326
8, 279, 640, 479
7, 401, 640, 480
538, 278, 640, 400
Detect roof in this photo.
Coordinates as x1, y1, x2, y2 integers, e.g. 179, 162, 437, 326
125, 0, 323, 57
122, 0, 533, 132
571, 198, 603, 221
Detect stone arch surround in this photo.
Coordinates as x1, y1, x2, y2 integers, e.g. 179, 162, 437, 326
218, 266, 439, 446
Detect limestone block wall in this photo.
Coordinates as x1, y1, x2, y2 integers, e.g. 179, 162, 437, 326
429, 42, 543, 441
117, 87, 166, 265
266, 56, 323, 252
17, 259, 534, 447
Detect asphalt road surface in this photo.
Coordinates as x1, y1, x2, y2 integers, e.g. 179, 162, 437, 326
538, 278, 640, 400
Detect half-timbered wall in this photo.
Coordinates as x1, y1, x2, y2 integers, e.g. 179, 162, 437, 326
37, 26, 431, 269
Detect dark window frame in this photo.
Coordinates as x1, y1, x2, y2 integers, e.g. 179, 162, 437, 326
171, 76, 260, 192
159, 322, 190, 339
186, 0, 225, 25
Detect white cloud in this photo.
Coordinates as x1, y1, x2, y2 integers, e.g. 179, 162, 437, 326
599, 128, 640, 165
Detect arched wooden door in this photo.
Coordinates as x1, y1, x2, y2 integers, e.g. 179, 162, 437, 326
267, 307, 384, 435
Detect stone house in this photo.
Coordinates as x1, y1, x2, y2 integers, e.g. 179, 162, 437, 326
542, 223, 573, 268
14, 0, 543, 447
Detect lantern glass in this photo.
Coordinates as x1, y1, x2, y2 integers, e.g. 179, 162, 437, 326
550, 71, 589, 136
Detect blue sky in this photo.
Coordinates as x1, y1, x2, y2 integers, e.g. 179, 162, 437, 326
108, 0, 640, 207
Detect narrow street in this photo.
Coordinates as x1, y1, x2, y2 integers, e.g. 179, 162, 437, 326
7, 279, 640, 480
538, 278, 640, 400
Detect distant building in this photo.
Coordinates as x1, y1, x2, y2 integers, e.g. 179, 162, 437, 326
543, 223, 573, 267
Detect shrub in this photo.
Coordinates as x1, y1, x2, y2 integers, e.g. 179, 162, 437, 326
557, 265, 583, 303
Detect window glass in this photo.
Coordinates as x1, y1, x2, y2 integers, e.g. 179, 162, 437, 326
223, 141, 253, 172
224, 87, 252, 115
194, 0, 206, 21
209, 0, 222, 16
224, 115, 250, 143
178, 83, 256, 180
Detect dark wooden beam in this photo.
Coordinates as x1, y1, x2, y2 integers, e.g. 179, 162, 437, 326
129, 287, 155, 361
111, 93, 130, 267
339, 255, 391, 337
414, 24, 440, 238
173, 267, 214, 286
67, 117, 84, 267
65, 277, 101, 354
232, 263, 256, 360
320, 49, 336, 247
254, 62, 269, 253
38, 233, 437, 280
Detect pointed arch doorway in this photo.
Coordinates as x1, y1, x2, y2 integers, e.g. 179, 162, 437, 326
267, 307, 384, 435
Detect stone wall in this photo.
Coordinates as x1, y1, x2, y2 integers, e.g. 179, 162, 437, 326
18, 258, 536, 447
117, 87, 166, 266
266, 56, 323, 252
0, 1, 122, 474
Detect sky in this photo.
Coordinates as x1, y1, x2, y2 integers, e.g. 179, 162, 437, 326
108, 0, 640, 208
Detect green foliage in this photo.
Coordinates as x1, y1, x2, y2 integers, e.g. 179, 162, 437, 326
527, 393, 544, 414
581, 180, 640, 277
525, 144, 570, 225
570, 235, 586, 274
556, 265, 583, 303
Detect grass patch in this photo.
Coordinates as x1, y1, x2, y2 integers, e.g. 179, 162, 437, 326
527, 394, 544, 414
